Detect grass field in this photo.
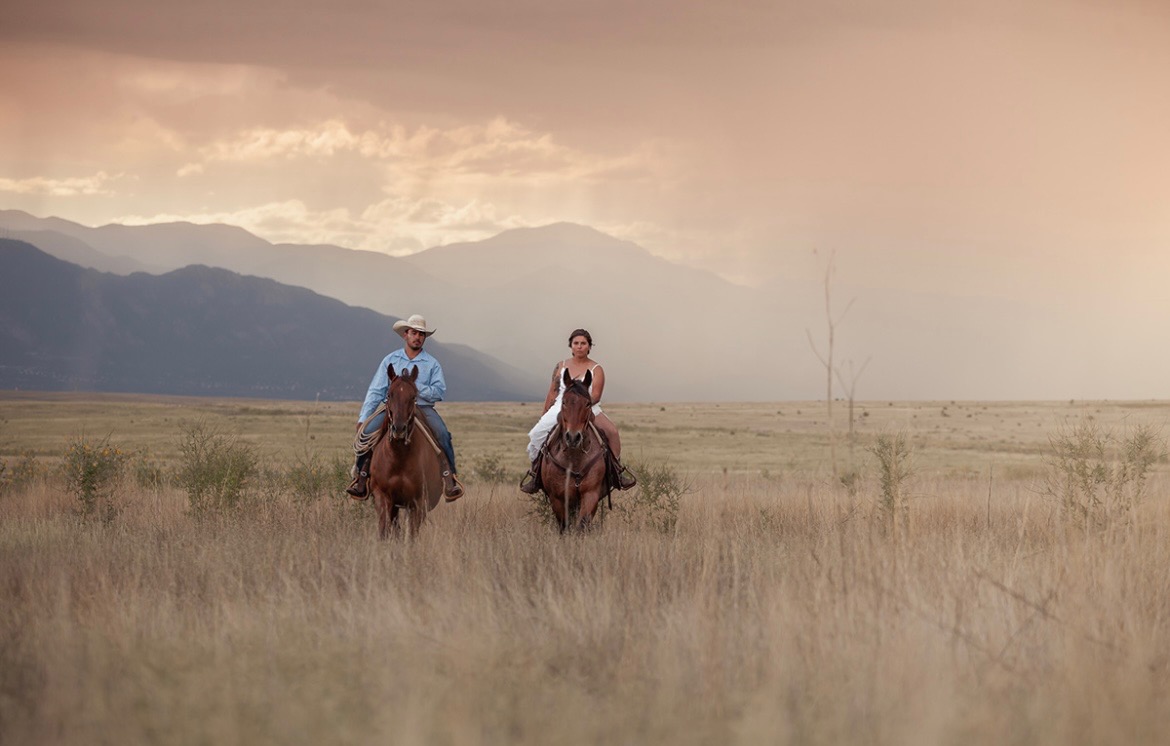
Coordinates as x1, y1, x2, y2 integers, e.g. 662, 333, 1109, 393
2, 393, 1169, 744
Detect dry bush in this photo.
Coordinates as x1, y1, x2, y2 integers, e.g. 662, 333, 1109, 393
61, 433, 129, 523
1044, 419, 1167, 529
614, 459, 690, 533
470, 452, 517, 484
175, 421, 258, 513
0, 449, 42, 498
869, 431, 915, 529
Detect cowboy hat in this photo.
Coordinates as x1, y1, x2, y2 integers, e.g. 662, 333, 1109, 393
393, 314, 436, 338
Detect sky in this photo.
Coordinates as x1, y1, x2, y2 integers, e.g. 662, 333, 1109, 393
2, 1, 1169, 315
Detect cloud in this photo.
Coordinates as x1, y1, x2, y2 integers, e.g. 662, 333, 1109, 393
159, 115, 680, 251
113, 194, 532, 255
190, 120, 362, 164
0, 172, 121, 196
6, 0, 1169, 298
183, 116, 666, 185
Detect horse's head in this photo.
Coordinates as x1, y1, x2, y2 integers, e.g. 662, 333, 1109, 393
558, 368, 594, 451
386, 364, 419, 443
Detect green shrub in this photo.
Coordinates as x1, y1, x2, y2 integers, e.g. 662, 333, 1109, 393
63, 434, 129, 523
523, 488, 558, 527
0, 450, 43, 497
869, 432, 914, 528
471, 453, 517, 484
615, 460, 689, 534
176, 422, 257, 514
1044, 420, 1166, 529
286, 450, 350, 503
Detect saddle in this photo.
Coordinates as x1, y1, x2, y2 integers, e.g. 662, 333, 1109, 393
530, 422, 626, 500
352, 403, 443, 462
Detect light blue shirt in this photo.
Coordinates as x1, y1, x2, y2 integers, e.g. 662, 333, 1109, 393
358, 348, 447, 422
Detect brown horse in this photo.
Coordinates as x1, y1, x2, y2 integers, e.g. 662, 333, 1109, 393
368, 364, 444, 539
540, 368, 610, 532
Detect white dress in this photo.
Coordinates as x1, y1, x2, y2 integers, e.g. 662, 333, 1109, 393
526, 362, 603, 461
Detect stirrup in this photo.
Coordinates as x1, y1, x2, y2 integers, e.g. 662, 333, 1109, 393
443, 470, 464, 501
519, 470, 540, 494
615, 464, 637, 490
346, 471, 370, 500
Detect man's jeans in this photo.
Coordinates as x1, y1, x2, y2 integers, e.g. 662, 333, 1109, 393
361, 403, 456, 473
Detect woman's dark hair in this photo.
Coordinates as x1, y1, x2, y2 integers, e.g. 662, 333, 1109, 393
567, 328, 593, 348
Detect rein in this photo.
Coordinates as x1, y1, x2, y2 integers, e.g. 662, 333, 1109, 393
541, 420, 608, 492
390, 411, 415, 445
384, 384, 417, 446
411, 413, 444, 458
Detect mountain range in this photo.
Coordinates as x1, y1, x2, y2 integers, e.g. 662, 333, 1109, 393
0, 210, 772, 401
0, 238, 540, 401
2, 209, 1150, 402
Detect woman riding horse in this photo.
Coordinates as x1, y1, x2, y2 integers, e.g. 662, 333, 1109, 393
534, 368, 612, 531
520, 328, 636, 495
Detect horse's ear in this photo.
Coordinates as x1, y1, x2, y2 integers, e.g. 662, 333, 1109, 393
409, 365, 419, 382
582, 369, 592, 389
562, 367, 572, 387
388, 364, 397, 381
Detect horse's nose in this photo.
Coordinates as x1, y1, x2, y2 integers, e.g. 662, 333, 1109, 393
563, 429, 583, 449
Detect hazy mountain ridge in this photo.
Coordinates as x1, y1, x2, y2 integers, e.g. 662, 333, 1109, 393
2, 210, 1141, 401
0, 210, 771, 401
0, 209, 458, 326
0, 239, 540, 401
0, 228, 152, 274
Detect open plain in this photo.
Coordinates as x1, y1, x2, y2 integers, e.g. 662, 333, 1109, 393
2, 393, 1169, 744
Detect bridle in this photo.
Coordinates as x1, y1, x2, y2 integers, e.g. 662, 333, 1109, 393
383, 381, 417, 446
543, 383, 607, 490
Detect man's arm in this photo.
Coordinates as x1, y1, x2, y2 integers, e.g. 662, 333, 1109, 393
358, 356, 391, 422
416, 357, 446, 404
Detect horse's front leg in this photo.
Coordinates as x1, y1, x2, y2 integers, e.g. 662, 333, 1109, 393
375, 493, 391, 540
407, 498, 426, 538
545, 493, 568, 533
575, 489, 603, 531
375, 493, 401, 541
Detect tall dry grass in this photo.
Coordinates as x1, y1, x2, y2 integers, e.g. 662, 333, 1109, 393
3, 463, 1168, 744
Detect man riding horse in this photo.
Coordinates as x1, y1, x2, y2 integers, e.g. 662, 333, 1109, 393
347, 314, 464, 501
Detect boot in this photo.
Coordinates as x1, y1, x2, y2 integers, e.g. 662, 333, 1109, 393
519, 468, 540, 494
442, 470, 465, 501
610, 455, 637, 490
519, 453, 543, 494
616, 464, 637, 490
346, 452, 372, 500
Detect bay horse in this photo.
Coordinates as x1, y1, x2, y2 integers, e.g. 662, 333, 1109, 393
540, 368, 610, 532
368, 365, 444, 539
